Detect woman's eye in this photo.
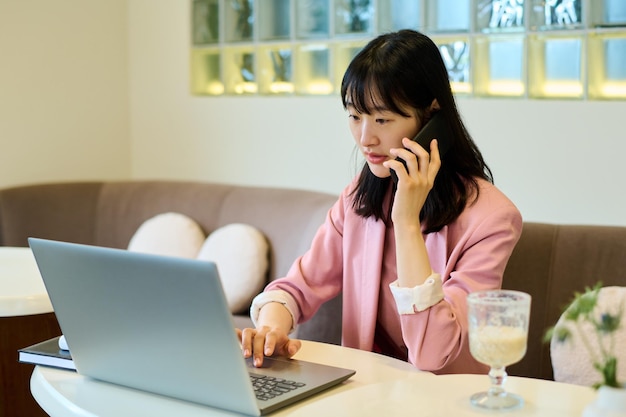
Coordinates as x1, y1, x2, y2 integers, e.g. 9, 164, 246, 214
348, 114, 360, 121
375, 118, 388, 124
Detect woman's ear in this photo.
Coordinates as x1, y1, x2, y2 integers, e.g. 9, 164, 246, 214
429, 99, 440, 112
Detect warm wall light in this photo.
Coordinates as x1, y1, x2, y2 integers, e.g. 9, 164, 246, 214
488, 81, 525, 96
269, 82, 294, 94
601, 82, 626, 98
205, 81, 225, 95
450, 81, 472, 94
234, 82, 258, 94
542, 81, 583, 97
303, 81, 333, 95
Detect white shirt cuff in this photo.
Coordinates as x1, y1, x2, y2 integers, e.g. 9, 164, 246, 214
250, 289, 299, 334
389, 274, 444, 314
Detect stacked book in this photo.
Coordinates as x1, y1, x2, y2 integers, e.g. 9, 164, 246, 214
18, 336, 75, 371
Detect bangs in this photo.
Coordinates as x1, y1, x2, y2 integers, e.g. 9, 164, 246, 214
341, 63, 412, 118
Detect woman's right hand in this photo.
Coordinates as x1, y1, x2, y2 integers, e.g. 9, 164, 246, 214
388, 137, 441, 228
237, 326, 301, 367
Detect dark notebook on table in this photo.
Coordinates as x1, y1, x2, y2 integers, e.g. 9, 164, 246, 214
19, 336, 75, 370
28, 238, 355, 416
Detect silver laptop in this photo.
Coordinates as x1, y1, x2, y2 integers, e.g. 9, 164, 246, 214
29, 237, 355, 416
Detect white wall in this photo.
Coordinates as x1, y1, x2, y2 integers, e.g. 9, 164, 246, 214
2, 1, 625, 227
0, 0, 130, 188
128, 1, 626, 226
456, 99, 626, 226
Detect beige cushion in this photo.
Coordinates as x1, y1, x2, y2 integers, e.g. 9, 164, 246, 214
127, 212, 205, 259
550, 286, 626, 386
197, 223, 269, 314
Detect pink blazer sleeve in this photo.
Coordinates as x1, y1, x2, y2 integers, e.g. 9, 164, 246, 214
400, 181, 523, 373
264, 186, 350, 322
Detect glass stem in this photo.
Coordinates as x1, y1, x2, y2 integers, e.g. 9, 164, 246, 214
488, 366, 508, 398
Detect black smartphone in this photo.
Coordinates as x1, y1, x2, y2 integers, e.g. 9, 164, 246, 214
390, 112, 453, 184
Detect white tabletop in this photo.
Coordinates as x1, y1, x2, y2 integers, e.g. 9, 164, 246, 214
30, 340, 596, 417
291, 373, 596, 417
31, 340, 420, 417
0, 247, 53, 316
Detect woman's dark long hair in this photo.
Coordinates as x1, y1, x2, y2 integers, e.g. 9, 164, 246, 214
341, 30, 492, 234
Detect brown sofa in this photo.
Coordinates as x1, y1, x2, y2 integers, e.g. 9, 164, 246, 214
1, 180, 626, 415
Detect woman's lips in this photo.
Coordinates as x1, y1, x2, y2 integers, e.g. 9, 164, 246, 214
365, 152, 388, 165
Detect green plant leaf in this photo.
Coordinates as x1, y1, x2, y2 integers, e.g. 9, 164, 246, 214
562, 283, 602, 321
597, 312, 621, 334
543, 327, 555, 343
602, 356, 620, 388
552, 326, 571, 343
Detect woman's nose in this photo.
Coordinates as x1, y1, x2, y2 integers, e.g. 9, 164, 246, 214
359, 123, 377, 147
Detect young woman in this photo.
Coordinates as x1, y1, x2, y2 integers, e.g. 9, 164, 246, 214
239, 29, 522, 374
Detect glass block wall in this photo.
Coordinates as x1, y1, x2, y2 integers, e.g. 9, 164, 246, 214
190, 0, 626, 99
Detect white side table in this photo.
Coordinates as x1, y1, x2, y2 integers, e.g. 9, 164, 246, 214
0, 247, 53, 317
1, 247, 60, 417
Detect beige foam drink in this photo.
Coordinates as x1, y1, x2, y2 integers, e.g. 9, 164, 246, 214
470, 325, 527, 368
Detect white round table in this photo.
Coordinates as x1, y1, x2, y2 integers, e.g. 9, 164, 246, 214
290, 372, 597, 417
30, 340, 597, 417
31, 341, 421, 417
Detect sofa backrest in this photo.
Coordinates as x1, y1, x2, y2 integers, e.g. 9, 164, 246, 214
504, 222, 626, 380
0, 181, 337, 283
0, 182, 104, 247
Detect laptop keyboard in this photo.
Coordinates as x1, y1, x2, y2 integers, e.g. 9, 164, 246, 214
250, 373, 306, 401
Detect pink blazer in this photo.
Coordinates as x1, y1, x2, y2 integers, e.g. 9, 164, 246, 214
266, 178, 523, 374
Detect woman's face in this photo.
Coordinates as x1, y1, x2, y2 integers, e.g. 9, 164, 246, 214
346, 96, 422, 179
